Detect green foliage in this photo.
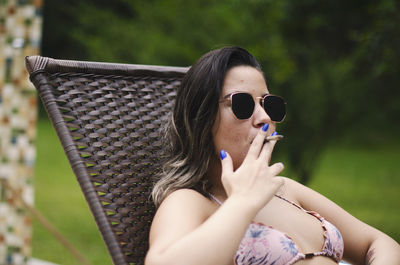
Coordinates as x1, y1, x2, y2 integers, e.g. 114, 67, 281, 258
273, 0, 400, 182
41, 0, 400, 183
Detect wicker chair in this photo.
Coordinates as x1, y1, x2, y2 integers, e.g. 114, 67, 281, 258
26, 56, 189, 265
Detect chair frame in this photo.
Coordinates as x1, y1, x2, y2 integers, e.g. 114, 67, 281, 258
26, 56, 188, 265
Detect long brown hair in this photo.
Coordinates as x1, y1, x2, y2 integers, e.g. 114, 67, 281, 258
152, 46, 262, 207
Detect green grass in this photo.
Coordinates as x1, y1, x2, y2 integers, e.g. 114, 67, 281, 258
32, 118, 400, 264
309, 142, 400, 242
33, 119, 112, 265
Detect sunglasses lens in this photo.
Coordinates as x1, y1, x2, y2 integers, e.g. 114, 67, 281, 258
264, 96, 286, 122
231, 93, 254, 119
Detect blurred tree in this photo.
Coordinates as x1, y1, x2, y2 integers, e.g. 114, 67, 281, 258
274, 0, 400, 182
40, 0, 399, 184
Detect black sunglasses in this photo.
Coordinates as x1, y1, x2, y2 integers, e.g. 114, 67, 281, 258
219, 92, 286, 122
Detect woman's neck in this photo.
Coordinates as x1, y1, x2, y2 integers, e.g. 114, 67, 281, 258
207, 159, 227, 200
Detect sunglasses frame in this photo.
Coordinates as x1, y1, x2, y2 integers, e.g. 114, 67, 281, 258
219, 92, 286, 122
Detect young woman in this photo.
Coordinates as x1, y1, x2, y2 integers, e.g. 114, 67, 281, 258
145, 46, 400, 265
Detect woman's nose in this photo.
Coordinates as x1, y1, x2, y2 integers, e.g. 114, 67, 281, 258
253, 103, 272, 127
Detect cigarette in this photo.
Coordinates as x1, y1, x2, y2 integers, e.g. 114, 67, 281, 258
265, 135, 284, 142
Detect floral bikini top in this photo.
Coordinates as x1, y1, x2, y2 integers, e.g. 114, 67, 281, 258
209, 194, 344, 265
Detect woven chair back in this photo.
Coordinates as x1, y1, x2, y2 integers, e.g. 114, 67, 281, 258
26, 56, 188, 265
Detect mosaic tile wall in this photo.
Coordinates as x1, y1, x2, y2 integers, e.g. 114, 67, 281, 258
0, 0, 43, 264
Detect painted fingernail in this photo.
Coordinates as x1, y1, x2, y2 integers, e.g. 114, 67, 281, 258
262, 124, 269, 132
220, 150, 227, 160
272, 131, 278, 136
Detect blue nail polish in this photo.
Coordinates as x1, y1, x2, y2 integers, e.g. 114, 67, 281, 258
272, 131, 278, 136
262, 124, 269, 132
220, 150, 227, 160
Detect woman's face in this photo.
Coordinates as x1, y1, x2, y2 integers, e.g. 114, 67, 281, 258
212, 66, 276, 170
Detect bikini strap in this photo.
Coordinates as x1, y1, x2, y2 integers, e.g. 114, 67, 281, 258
274, 194, 305, 211
210, 193, 307, 212
209, 193, 223, 205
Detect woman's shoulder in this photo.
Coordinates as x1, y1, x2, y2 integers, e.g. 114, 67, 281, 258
279, 176, 308, 192
165, 188, 208, 200
278, 177, 336, 210
148, 189, 217, 254
277, 177, 310, 204
155, 189, 216, 220
163, 188, 212, 205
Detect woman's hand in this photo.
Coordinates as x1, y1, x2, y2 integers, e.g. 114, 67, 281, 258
220, 124, 285, 211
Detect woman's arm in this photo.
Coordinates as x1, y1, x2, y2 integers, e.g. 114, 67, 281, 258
364, 233, 400, 265
285, 177, 400, 265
